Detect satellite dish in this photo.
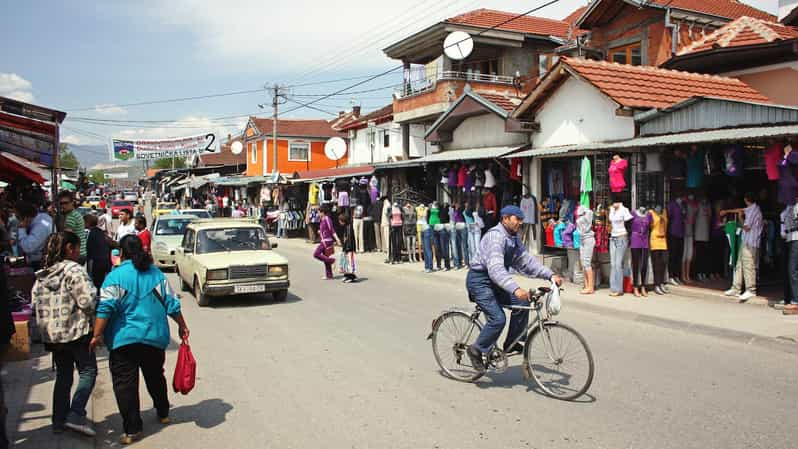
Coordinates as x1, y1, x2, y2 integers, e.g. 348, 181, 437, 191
443, 31, 474, 61
231, 141, 243, 155
324, 137, 347, 161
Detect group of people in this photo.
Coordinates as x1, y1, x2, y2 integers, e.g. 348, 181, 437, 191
0, 187, 191, 445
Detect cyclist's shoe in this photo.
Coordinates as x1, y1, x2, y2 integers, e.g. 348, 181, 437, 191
466, 345, 486, 372
503, 342, 524, 355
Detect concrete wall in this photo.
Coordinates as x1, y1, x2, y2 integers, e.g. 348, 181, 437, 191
447, 114, 527, 150
348, 122, 436, 163
533, 77, 636, 148
723, 62, 798, 107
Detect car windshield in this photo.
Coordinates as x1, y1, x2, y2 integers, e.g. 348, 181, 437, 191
155, 218, 193, 236
196, 227, 269, 254
112, 201, 132, 207
157, 203, 176, 209
182, 210, 211, 219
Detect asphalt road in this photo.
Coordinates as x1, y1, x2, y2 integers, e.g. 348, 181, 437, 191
92, 237, 798, 449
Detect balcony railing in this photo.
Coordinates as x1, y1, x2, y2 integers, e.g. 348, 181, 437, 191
395, 70, 516, 99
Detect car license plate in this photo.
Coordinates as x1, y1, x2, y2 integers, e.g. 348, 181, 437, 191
234, 284, 266, 294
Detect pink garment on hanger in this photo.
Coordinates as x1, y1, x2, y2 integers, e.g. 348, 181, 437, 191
609, 158, 628, 193
765, 143, 783, 180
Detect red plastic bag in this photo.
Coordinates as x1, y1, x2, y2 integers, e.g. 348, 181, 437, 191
623, 275, 634, 294
173, 339, 196, 395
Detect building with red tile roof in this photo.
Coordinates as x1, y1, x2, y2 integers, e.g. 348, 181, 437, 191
677, 16, 798, 55
444, 8, 579, 39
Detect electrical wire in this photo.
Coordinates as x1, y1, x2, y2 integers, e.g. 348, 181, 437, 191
65, 87, 268, 112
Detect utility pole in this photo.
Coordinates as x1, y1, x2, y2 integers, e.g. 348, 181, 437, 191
266, 84, 288, 176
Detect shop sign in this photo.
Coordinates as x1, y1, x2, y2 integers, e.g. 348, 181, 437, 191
109, 133, 220, 162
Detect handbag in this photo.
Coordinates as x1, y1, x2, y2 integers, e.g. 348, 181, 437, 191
173, 339, 196, 395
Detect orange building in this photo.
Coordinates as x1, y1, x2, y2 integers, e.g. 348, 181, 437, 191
242, 117, 347, 176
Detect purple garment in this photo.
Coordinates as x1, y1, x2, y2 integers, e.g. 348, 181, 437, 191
370, 186, 379, 204
452, 208, 465, 223
319, 215, 335, 244
667, 200, 685, 238
778, 151, 798, 205
448, 169, 457, 187
724, 145, 744, 177
630, 211, 652, 249
464, 171, 474, 191
562, 223, 575, 248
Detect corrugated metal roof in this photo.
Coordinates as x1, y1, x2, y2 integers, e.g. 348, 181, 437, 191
422, 145, 526, 163
512, 124, 798, 157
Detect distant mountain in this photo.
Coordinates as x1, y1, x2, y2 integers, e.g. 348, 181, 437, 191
66, 144, 120, 170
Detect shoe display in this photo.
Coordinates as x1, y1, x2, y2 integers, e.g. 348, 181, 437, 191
466, 345, 486, 372
724, 288, 739, 297
669, 278, 679, 286
783, 304, 798, 315
654, 286, 664, 295
661, 284, 670, 293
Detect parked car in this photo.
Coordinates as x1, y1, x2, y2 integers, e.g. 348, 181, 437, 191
82, 195, 101, 208
123, 191, 138, 202
110, 200, 134, 218
179, 209, 212, 219
175, 219, 288, 306
154, 202, 177, 217
152, 214, 197, 268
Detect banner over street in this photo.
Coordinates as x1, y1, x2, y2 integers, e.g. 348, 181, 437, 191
109, 132, 219, 162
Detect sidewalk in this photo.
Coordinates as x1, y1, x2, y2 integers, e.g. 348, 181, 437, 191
279, 237, 798, 354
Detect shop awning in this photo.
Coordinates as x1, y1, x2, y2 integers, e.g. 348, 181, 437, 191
0, 153, 46, 184
420, 145, 527, 163
213, 176, 252, 187
0, 97, 66, 167
60, 181, 77, 191
292, 165, 374, 183
512, 124, 798, 158
372, 159, 426, 170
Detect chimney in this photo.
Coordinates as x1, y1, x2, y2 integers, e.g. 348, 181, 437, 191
353, 106, 361, 117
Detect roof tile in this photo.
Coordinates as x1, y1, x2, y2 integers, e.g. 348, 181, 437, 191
445, 8, 577, 39
340, 104, 394, 130
650, 0, 775, 21
562, 57, 771, 109
677, 16, 798, 55
251, 117, 345, 138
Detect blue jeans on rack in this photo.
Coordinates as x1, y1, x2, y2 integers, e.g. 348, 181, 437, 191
467, 224, 481, 263
453, 223, 468, 267
433, 225, 451, 270
610, 236, 628, 293
421, 227, 434, 271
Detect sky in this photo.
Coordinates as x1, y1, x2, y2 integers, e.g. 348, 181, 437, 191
0, 0, 780, 152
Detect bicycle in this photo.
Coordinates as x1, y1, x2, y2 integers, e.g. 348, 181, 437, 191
428, 283, 595, 401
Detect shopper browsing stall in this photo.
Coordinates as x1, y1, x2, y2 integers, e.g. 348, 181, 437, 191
722, 193, 763, 301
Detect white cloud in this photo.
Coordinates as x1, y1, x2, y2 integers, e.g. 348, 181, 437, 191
94, 104, 128, 115
0, 73, 35, 103
61, 134, 85, 145
115, 115, 247, 141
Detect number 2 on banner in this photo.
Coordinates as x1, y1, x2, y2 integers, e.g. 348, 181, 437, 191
203, 133, 216, 153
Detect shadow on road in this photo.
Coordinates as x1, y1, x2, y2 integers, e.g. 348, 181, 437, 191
207, 291, 303, 309
461, 366, 598, 404
95, 398, 234, 447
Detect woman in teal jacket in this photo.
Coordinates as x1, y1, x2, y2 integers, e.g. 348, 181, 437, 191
90, 234, 189, 445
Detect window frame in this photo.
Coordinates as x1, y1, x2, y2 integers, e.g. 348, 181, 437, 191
383, 130, 390, 148
288, 140, 311, 162
538, 52, 559, 78
608, 42, 642, 66
250, 141, 257, 163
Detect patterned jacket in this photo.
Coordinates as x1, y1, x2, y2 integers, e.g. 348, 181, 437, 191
32, 260, 96, 344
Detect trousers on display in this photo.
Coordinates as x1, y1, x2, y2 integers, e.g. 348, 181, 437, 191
453, 223, 468, 268
667, 235, 684, 280
609, 236, 628, 293
353, 218, 364, 253
651, 249, 668, 285
433, 226, 451, 270
631, 248, 649, 287
421, 227, 434, 271
390, 226, 403, 263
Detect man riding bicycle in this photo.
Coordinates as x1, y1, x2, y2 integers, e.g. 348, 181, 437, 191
466, 205, 563, 372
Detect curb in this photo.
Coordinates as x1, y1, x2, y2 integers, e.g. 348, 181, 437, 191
274, 237, 798, 355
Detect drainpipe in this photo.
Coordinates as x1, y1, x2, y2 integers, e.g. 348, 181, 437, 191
665, 8, 678, 56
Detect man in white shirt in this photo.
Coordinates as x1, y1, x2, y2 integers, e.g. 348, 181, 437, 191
98, 208, 113, 239
115, 209, 137, 242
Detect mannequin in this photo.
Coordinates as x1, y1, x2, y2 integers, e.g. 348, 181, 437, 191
667, 196, 685, 284
682, 194, 698, 283
402, 202, 417, 263
429, 201, 450, 271
451, 202, 468, 268
631, 206, 652, 297
650, 205, 669, 295
608, 200, 633, 296
609, 153, 628, 193
482, 188, 497, 229
694, 195, 712, 280
381, 198, 391, 258
352, 192, 365, 253
389, 202, 403, 264
576, 206, 595, 294
520, 193, 538, 243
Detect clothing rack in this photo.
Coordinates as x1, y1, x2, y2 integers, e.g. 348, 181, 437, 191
392, 188, 432, 206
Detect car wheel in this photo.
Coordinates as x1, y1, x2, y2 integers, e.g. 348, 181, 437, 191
273, 290, 288, 302
193, 277, 210, 307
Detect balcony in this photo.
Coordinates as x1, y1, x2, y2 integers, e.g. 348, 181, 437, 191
396, 70, 516, 99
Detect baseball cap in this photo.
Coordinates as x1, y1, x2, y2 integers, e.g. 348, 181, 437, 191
500, 205, 525, 221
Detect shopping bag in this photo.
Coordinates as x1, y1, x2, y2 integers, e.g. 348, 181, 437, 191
173, 339, 196, 395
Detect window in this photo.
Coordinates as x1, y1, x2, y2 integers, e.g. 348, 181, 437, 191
383, 131, 390, 148
182, 230, 195, 252
608, 43, 642, 66
538, 53, 559, 78
289, 142, 310, 161
250, 142, 257, 163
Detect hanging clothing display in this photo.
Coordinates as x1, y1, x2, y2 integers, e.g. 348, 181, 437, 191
580, 156, 592, 207
778, 146, 798, 205
686, 148, 705, 188
724, 145, 743, 177
484, 168, 496, 189
645, 153, 663, 172
457, 165, 468, 187
308, 183, 320, 205
548, 168, 564, 196
509, 158, 522, 181
765, 143, 783, 181
519, 195, 537, 225
608, 157, 628, 193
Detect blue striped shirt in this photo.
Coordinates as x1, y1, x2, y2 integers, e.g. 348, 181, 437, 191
470, 223, 553, 294
742, 203, 763, 248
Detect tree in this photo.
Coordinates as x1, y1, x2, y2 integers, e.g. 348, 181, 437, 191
152, 157, 186, 169
59, 143, 80, 169
86, 169, 105, 185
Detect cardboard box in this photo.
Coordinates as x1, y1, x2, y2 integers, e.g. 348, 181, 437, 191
5, 321, 30, 362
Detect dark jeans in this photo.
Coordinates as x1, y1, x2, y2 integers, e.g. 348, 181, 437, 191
651, 250, 668, 285
453, 225, 468, 268
467, 269, 528, 354
631, 248, 649, 287
694, 241, 710, 275
433, 227, 451, 270
788, 241, 798, 305
109, 343, 169, 435
667, 235, 683, 279
390, 226, 403, 263
421, 227, 434, 270
50, 336, 97, 426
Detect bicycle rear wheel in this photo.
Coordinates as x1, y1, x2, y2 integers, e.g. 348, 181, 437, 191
431, 311, 485, 382
524, 322, 594, 400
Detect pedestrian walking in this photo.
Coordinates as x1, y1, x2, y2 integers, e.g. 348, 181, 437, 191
135, 216, 151, 254
85, 214, 111, 293
116, 209, 136, 242
313, 206, 340, 280
59, 191, 87, 263
32, 231, 98, 436
90, 235, 190, 445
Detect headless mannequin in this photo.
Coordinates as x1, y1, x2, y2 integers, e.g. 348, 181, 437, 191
682, 194, 698, 283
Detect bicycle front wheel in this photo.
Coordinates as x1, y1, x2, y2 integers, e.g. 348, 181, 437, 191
524, 322, 594, 400
431, 311, 485, 382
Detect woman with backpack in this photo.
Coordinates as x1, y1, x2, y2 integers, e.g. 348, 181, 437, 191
32, 231, 98, 436
90, 235, 189, 445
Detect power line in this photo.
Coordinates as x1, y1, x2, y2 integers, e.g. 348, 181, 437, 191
290, 83, 401, 97
64, 87, 268, 112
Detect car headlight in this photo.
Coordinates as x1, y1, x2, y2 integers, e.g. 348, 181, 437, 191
268, 265, 287, 276
206, 268, 228, 281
